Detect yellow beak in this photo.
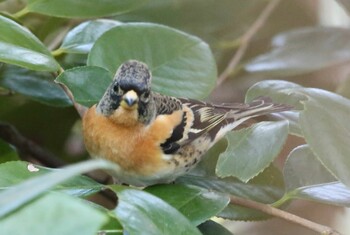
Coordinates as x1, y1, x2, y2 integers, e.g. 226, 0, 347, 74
120, 90, 138, 110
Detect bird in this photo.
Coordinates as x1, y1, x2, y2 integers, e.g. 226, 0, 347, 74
82, 60, 291, 186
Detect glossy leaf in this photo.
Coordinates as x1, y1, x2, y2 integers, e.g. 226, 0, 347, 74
269, 111, 302, 137
27, 0, 148, 18
0, 65, 71, 107
0, 161, 104, 196
111, 186, 202, 235
0, 192, 108, 235
0, 15, 59, 71
0, 159, 118, 218
88, 23, 217, 99
283, 145, 336, 191
198, 220, 233, 235
59, 20, 122, 54
298, 89, 350, 188
177, 140, 285, 220
216, 121, 288, 182
145, 184, 229, 225
246, 27, 350, 76
282, 145, 350, 207
0, 140, 19, 163
245, 80, 306, 110
55, 66, 112, 107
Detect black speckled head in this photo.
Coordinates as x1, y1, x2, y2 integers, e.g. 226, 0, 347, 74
115, 60, 151, 94
96, 60, 156, 124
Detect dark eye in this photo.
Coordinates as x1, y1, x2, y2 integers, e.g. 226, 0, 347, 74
113, 84, 119, 92
141, 91, 150, 101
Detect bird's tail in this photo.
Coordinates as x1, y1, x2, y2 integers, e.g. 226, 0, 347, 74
224, 97, 292, 120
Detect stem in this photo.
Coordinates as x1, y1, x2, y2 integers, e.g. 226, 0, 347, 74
55, 67, 87, 118
12, 7, 30, 19
216, 0, 281, 86
229, 195, 341, 235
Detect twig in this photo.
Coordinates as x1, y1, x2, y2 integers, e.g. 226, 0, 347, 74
216, 0, 281, 86
0, 122, 66, 168
230, 195, 341, 235
58, 83, 87, 118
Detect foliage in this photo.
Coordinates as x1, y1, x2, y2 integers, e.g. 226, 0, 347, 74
1, 0, 350, 234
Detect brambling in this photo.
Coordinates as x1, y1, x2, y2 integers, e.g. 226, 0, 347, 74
83, 60, 290, 186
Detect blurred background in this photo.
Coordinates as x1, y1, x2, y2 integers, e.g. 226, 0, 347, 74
1, 0, 350, 234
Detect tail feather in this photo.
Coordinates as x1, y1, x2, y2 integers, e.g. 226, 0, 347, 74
226, 97, 292, 120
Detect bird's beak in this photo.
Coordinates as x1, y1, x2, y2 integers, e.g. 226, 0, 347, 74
120, 90, 138, 110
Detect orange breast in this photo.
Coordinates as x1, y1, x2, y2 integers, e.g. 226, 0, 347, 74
82, 105, 183, 176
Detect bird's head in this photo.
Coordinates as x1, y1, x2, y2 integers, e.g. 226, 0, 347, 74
96, 60, 155, 124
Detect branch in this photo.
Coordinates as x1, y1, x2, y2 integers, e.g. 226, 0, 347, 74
229, 195, 341, 235
0, 122, 66, 167
216, 0, 281, 86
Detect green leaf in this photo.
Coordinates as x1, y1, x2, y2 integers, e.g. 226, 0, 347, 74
88, 23, 217, 99
0, 65, 71, 107
245, 80, 306, 110
177, 140, 285, 220
0, 15, 59, 71
0, 159, 118, 218
246, 27, 350, 76
0, 140, 19, 163
198, 220, 233, 235
281, 145, 350, 207
27, 0, 148, 18
55, 66, 112, 107
298, 89, 350, 188
269, 112, 302, 137
58, 20, 122, 54
111, 186, 202, 235
145, 184, 229, 225
0, 192, 108, 235
283, 145, 336, 191
0, 161, 104, 197
216, 121, 289, 182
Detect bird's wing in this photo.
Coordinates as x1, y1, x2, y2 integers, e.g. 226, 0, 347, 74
153, 93, 291, 154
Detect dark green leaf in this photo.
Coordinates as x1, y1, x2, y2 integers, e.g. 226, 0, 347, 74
55, 66, 112, 107
59, 20, 122, 54
145, 184, 229, 225
0, 161, 104, 196
198, 220, 233, 235
282, 145, 350, 207
0, 192, 108, 235
0, 159, 118, 218
0, 140, 19, 163
0, 15, 59, 71
246, 27, 350, 76
177, 140, 285, 220
111, 186, 202, 235
88, 23, 217, 99
0, 65, 71, 107
27, 0, 148, 18
216, 121, 288, 182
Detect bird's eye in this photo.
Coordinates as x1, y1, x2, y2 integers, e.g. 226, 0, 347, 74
113, 84, 119, 92
141, 91, 150, 102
